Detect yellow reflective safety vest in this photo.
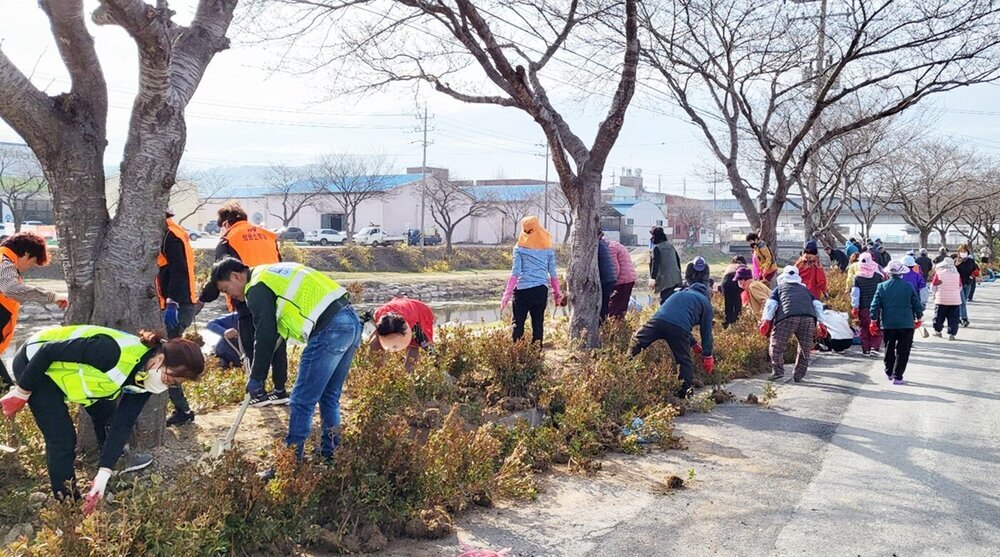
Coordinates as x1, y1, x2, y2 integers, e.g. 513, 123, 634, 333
245, 263, 348, 342
25, 325, 148, 406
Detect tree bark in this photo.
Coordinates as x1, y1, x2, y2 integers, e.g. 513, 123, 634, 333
566, 172, 601, 347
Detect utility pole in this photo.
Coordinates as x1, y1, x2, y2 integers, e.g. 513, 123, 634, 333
534, 141, 551, 229
418, 104, 430, 248
712, 170, 719, 248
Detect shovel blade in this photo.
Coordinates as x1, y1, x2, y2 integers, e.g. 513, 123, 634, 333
0, 444, 16, 453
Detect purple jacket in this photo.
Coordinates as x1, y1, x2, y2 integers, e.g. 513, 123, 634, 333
901, 269, 928, 306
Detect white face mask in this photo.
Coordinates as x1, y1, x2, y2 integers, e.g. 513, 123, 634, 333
139, 365, 170, 394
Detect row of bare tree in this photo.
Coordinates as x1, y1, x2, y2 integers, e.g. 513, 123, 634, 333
2, 0, 1000, 355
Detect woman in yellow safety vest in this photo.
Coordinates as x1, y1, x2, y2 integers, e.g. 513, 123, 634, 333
0, 326, 204, 507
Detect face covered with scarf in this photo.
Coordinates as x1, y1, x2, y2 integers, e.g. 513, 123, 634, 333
858, 252, 882, 279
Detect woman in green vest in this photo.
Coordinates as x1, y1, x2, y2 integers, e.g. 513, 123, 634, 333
0, 326, 205, 504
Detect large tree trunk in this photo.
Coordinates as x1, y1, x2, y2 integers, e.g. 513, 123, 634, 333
758, 211, 779, 259
90, 102, 187, 449
567, 172, 601, 348
918, 227, 931, 248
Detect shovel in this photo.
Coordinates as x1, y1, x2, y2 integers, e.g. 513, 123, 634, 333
2, 415, 22, 454
205, 335, 252, 460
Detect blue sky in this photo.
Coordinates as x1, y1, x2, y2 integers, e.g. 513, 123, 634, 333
2, 1, 999, 200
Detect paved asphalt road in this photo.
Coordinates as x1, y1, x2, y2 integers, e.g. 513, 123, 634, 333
383, 283, 1000, 557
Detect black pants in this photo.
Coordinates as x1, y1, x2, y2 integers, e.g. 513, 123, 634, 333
722, 281, 742, 328
968, 280, 976, 301
512, 285, 548, 343
600, 281, 616, 322
630, 319, 694, 397
659, 285, 680, 305
819, 338, 853, 352
166, 303, 198, 414
13, 365, 115, 499
933, 305, 960, 335
237, 300, 289, 390
883, 328, 914, 380
0, 358, 11, 389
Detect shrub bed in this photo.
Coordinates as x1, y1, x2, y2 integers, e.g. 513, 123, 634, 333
4, 289, 787, 554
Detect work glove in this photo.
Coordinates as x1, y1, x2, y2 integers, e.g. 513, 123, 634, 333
850, 307, 859, 319
868, 321, 881, 337
163, 300, 179, 330
500, 275, 517, 313
647, 278, 657, 290
55, 298, 68, 310
759, 320, 772, 337
816, 323, 829, 338
703, 356, 715, 374
82, 467, 112, 515
550, 277, 563, 306
1, 386, 30, 418
692, 343, 703, 355
914, 320, 922, 329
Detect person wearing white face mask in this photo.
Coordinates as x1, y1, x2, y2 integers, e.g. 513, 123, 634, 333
0, 326, 204, 509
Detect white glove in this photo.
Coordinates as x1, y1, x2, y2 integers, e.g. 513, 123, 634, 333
647, 278, 656, 290
83, 467, 112, 515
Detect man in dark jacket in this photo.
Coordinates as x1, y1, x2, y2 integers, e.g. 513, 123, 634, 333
955, 248, 978, 327
629, 283, 715, 398
933, 246, 949, 264
825, 246, 849, 272
597, 232, 618, 322
871, 261, 923, 384
760, 266, 825, 382
684, 256, 712, 287
649, 227, 682, 304
915, 248, 934, 281
873, 238, 891, 267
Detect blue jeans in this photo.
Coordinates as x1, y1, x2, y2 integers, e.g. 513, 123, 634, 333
960, 284, 971, 321
285, 305, 361, 459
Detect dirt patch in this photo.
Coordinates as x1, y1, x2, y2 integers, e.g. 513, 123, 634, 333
154, 404, 291, 471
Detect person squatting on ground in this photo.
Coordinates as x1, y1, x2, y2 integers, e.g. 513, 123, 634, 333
747, 232, 778, 284
817, 306, 855, 353
851, 252, 885, 356
597, 231, 618, 322
629, 282, 715, 399
501, 217, 561, 343
157, 211, 202, 423
0, 233, 67, 388
196, 202, 288, 413
1, 326, 204, 504
870, 261, 924, 385
796, 239, 828, 300
212, 258, 360, 462
370, 297, 435, 371
685, 256, 712, 289
606, 238, 637, 319
206, 312, 242, 368
760, 266, 826, 382
721, 260, 751, 328
930, 257, 963, 340
649, 226, 682, 305
955, 244, 979, 325
825, 244, 849, 272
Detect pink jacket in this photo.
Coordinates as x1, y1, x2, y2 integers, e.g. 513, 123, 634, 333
932, 271, 962, 306
608, 240, 637, 285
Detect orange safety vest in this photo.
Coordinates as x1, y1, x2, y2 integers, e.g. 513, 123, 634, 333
156, 218, 198, 308
0, 247, 23, 354
223, 221, 280, 266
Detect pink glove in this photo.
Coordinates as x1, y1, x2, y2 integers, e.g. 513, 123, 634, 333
500, 275, 518, 312
550, 277, 563, 305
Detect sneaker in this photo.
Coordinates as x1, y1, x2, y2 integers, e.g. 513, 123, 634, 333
249, 390, 271, 408
948, 334, 956, 340
166, 409, 195, 427
768, 373, 785, 381
862, 351, 871, 356
886, 373, 893, 382
892, 378, 906, 385
116, 451, 153, 475
258, 468, 277, 482
961, 320, 970, 328
265, 389, 290, 406
793, 375, 805, 383
933, 331, 942, 338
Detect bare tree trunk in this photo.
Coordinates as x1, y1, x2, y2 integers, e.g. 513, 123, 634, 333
758, 212, 779, 257
567, 172, 601, 347
444, 230, 453, 253
918, 228, 931, 248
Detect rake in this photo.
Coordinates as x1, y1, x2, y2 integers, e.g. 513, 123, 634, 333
205, 335, 252, 461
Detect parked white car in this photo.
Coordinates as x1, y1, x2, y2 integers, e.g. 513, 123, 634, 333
306, 228, 347, 246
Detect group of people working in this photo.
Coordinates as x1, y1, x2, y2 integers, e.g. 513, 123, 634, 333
0, 202, 435, 506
